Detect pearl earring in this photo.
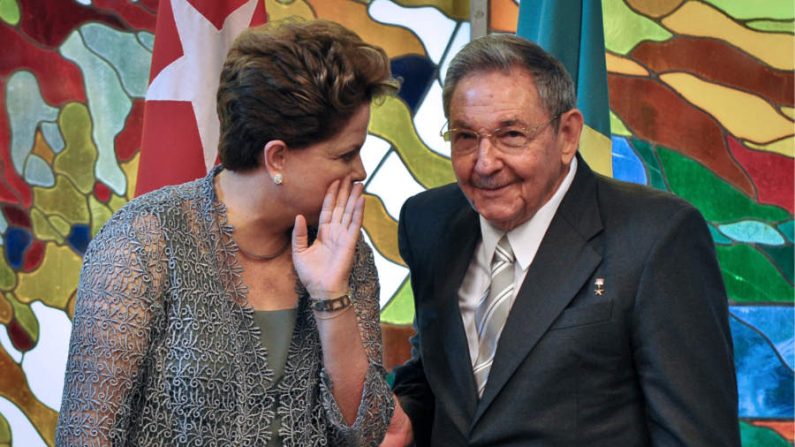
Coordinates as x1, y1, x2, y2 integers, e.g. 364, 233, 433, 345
272, 173, 283, 185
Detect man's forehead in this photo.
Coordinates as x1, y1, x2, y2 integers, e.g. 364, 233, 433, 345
449, 114, 528, 128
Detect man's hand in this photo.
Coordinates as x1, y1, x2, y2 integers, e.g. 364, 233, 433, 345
380, 395, 413, 447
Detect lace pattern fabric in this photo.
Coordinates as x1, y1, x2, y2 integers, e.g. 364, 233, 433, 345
56, 167, 393, 446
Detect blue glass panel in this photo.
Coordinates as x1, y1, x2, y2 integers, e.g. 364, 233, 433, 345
66, 224, 91, 256
730, 314, 794, 418
611, 136, 647, 185
4, 226, 31, 270
731, 306, 794, 370
718, 220, 786, 245
390, 55, 436, 115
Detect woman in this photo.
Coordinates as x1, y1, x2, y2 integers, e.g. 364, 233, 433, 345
56, 19, 397, 446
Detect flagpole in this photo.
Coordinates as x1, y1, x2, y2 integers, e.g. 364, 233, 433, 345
470, 0, 488, 39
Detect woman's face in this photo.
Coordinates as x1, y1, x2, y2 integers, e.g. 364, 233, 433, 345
280, 103, 370, 225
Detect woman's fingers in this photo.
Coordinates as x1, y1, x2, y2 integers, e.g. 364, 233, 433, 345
292, 214, 309, 253
348, 194, 365, 236
318, 179, 341, 226
331, 176, 352, 224
341, 183, 364, 228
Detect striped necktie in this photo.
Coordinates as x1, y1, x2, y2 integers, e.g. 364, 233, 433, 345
473, 235, 516, 398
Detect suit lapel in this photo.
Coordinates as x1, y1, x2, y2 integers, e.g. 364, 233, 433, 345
472, 159, 605, 425
424, 202, 480, 433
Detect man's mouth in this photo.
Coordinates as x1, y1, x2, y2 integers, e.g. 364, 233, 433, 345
472, 178, 511, 190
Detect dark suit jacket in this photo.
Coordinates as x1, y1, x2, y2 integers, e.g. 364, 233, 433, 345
392, 158, 740, 446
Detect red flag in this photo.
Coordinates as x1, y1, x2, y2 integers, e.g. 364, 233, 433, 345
136, 0, 267, 196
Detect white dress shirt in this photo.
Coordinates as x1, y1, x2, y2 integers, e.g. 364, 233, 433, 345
458, 157, 578, 368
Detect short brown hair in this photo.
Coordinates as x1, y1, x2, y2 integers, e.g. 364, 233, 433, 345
217, 19, 397, 171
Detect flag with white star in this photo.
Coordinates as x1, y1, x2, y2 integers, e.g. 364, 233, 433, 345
136, 0, 267, 196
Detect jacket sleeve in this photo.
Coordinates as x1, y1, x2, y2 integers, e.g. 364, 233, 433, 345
56, 213, 166, 447
391, 199, 436, 447
321, 238, 394, 446
631, 205, 740, 446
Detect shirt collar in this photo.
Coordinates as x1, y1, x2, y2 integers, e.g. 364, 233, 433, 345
479, 156, 578, 271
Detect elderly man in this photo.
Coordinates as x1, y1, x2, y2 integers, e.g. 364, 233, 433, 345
385, 34, 739, 446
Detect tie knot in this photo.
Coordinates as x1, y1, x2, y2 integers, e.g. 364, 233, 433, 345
495, 236, 514, 264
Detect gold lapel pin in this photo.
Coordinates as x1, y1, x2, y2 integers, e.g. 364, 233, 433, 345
594, 278, 605, 296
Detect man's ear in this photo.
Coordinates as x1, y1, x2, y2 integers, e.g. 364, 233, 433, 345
557, 108, 584, 164
262, 140, 288, 176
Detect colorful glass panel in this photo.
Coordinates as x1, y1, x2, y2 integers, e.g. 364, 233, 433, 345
0, 0, 791, 445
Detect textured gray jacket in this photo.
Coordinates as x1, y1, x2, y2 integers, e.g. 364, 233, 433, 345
56, 168, 392, 446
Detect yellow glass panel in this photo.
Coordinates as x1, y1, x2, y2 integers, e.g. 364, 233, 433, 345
393, 0, 468, 20
89, 195, 113, 237
780, 106, 795, 121
662, 1, 794, 70
264, 0, 315, 21
0, 346, 58, 447
610, 110, 632, 137
606, 52, 649, 76
33, 175, 90, 225
626, 0, 684, 18
0, 253, 16, 292
15, 243, 82, 309
660, 72, 795, 144
121, 152, 139, 201
307, 0, 426, 58
369, 96, 454, 188
55, 103, 97, 194
48, 215, 72, 238
0, 293, 12, 325
579, 124, 613, 177
745, 136, 795, 158
66, 290, 77, 320
363, 193, 403, 266
30, 208, 65, 244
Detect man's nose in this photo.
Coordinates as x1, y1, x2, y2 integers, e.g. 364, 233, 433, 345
473, 136, 502, 175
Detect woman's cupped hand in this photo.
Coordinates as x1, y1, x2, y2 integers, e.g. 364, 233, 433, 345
291, 176, 365, 299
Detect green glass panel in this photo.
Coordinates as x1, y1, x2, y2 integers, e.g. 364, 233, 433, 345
55, 103, 98, 194
778, 220, 794, 242
137, 31, 155, 51
628, 139, 668, 191
716, 245, 793, 303
33, 175, 91, 225
657, 148, 790, 223
759, 244, 794, 285
6, 293, 39, 344
703, 1, 794, 20
602, 0, 672, 55
0, 255, 15, 291
747, 19, 795, 33
609, 110, 631, 137
88, 195, 113, 238
739, 421, 791, 447
380, 277, 415, 325
0, 411, 9, 443
0, 0, 19, 26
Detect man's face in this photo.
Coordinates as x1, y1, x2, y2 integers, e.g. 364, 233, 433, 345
448, 68, 582, 231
